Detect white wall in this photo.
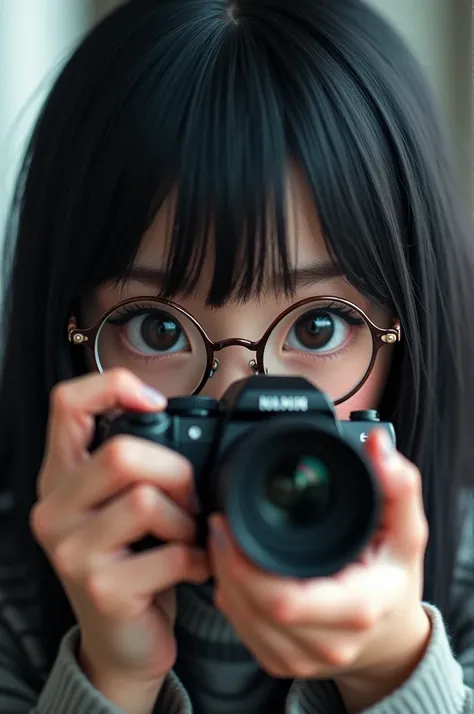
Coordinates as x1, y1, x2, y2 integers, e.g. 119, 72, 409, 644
0, 1, 92, 238
367, 0, 472, 198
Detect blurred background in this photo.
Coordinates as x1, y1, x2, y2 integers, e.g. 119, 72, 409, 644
0, 0, 473, 253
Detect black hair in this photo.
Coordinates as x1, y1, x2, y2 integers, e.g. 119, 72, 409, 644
1, 0, 473, 668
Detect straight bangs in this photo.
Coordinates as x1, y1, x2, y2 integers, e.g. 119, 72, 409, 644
36, 4, 291, 309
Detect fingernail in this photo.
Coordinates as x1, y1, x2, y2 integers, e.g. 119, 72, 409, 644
210, 518, 227, 551
141, 386, 167, 408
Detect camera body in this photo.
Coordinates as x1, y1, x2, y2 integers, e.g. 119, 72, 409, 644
104, 376, 395, 578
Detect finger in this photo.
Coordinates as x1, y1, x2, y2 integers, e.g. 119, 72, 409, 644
209, 515, 401, 629
55, 484, 197, 562
268, 558, 404, 629
62, 436, 194, 513
42, 369, 166, 489
33, 438, 195, 549
220, 600, 359, 678
215, 587, 312, 679
212, 557, 311, 679
212, 530, 365, 677
85, 545, 210, 619
366, 430, 428, 560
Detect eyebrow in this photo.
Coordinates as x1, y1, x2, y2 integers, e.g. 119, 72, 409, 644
126, 260, 344, 291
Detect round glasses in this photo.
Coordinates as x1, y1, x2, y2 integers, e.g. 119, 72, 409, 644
68, 296, 400, 405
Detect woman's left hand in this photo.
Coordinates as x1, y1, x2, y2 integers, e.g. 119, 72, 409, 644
209, 429, 432, 709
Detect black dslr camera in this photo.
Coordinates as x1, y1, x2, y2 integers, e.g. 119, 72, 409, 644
103, 376, 395, 578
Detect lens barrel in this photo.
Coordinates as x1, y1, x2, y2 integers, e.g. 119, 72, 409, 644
217, 418, 379, 578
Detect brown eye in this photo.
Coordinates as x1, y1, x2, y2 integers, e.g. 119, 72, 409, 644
293, 312, 335, 350
262, 299, 374, 404
138, 313, 182, 351
121, 310, 189, 355
284, 307, 363, 355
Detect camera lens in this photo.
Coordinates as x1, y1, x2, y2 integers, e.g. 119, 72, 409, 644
220, 417, 379, 579
263, 455, 332, 526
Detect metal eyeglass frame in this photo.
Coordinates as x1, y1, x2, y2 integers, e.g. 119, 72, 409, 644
68, 295, 401, 406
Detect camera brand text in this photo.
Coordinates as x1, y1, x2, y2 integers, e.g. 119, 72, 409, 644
258, 395, 309, 412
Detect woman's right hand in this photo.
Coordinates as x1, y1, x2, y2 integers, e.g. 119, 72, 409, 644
31, 369, 210, 714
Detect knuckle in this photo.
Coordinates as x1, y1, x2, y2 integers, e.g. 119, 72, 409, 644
176, 456, 194, 483
29, 502, 49, 544
85, 572, 114, 614
50, 382, 71, 415
126, 484, 158, 520
404, 464, 421, 495
107, 367, 137, 395
51, 540, 79, 581
270, 593, 297, 625
350, 601, 378, 630
320, 642, 356, 668
420, 516, 429, 544
413, 517, 429, 551
101, 436, 138, 480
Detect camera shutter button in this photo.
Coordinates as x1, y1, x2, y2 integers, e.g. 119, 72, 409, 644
350, 410, 380, 422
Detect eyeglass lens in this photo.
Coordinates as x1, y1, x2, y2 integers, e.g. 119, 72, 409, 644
94, 298, 375, 402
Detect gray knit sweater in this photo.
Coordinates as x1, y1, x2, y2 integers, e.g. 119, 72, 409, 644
1, 494, 473, 714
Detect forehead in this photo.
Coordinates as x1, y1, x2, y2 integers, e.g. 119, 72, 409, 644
136, 170, 331, 274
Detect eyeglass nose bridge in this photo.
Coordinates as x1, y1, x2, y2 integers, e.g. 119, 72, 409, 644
209, 337, 263, 377
213, 337, 259, 351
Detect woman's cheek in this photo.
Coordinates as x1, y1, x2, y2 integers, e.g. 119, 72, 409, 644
335, 349, 393, 421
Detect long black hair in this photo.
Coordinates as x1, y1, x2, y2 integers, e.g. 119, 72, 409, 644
1, 0, 473, 667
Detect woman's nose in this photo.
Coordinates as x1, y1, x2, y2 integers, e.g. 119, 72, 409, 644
199, 345, 257, 400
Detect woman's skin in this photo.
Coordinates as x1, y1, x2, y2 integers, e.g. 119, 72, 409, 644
31, 176, 431, 714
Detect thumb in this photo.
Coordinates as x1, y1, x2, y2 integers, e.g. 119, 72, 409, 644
366, 430, 428, 561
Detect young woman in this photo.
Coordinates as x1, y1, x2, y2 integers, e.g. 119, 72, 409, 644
0, 1, 472, 713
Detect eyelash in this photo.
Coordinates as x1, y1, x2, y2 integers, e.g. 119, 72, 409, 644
315, 304, 364, 326
109, 302, 364, 326
107, 303, 162, 325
